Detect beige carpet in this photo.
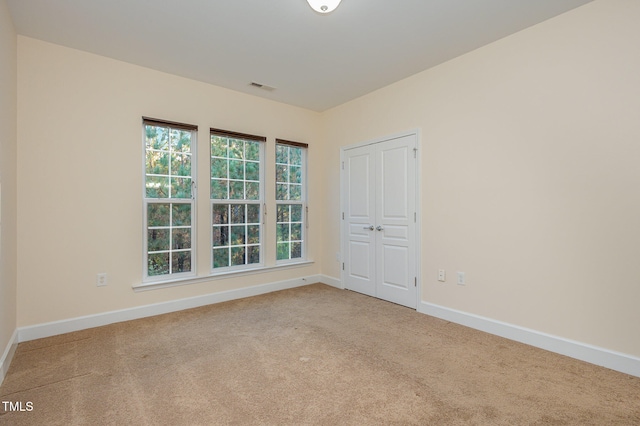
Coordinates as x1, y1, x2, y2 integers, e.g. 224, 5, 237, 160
1, 284, 639, 425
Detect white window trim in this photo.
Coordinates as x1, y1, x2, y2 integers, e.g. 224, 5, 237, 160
275, 141, 308, 264
133, 259, 314, 292
142, 118, 198, 283
210, 131, 266, 274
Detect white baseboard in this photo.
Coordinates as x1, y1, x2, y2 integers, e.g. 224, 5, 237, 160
419, 301, 640, 378
0, 328, 18, 385
18, 277, 637, 379
18, 275, 322, 343
319, 274, 342, 289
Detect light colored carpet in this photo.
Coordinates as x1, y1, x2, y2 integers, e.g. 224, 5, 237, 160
1, 283, 639, 425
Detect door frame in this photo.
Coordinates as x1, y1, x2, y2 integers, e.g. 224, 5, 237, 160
339, 129, 422, 309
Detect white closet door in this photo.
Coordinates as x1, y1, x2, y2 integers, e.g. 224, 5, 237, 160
344, 144, 376, 297
343, 134, 417, 308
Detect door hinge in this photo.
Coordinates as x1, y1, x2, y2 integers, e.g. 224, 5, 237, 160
342, 212, 344, 220
414, 277, 417, 287
414, 212, 416, 222
413, 147, 417, 158
342, 263, 345, 271
342, 161, 345, 170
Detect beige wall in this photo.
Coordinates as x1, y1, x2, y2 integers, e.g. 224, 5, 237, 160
322, 0, 640, 357
0, 0, 18, 360
16, 37, 323, 326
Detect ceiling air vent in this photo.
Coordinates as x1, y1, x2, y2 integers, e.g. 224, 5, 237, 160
249, 82, 276, 92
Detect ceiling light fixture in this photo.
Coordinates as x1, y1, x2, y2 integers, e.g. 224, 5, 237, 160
306, 0, 342, 14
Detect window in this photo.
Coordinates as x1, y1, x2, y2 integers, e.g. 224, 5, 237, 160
275, 140, 308, 262
143, 117, 197, 280
140, 119, 310, 287
210, 129, 265, 271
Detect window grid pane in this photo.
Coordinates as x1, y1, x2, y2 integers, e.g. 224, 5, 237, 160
276, 204, 304, 261
146, 201, 193, 276
276, 142, 306, 262
144, 121, 196, 280
145, 126, 192, 199
275, 145, 304, 201
211, 133, 263, 271
211, 136, 261, 202
212, 202, 261, 269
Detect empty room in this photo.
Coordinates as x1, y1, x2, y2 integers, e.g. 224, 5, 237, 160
1, 0, 639, 424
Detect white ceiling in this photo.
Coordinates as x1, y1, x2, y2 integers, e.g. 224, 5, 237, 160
7, 0, 593, 112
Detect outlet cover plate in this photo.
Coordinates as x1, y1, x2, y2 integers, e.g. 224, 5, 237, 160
96, 273, 107, 287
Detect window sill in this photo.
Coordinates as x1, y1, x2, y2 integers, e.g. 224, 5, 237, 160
133, 260, 315, 292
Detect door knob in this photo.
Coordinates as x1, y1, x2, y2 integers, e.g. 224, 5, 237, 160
363, 225, 374, 231
376, 225, 384, 231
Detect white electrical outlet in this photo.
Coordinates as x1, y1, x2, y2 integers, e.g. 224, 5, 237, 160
438, 269, 446, 282
457, 271, 465, 286
96, 273, 107, 287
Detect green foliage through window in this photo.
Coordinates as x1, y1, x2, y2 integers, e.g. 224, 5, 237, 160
275, 145, 303, 201
275, 142, 306, 262
146, 125, 193, 199
211, 132, 263, 270
144, 120, 196, 279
